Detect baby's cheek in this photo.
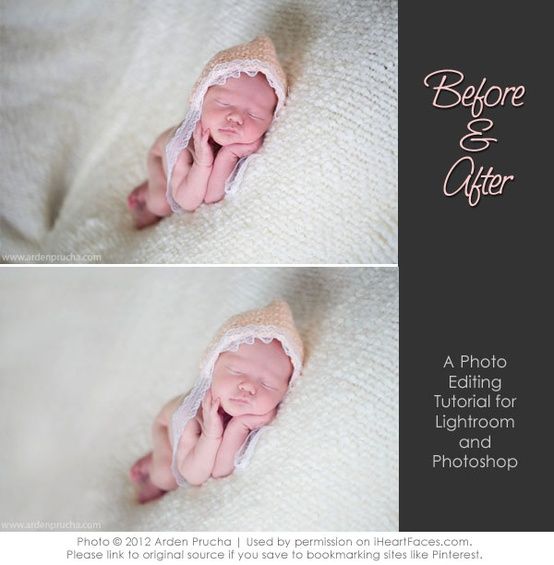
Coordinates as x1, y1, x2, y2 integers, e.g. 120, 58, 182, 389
254, 120, 269, 135
270, 391, 285, 408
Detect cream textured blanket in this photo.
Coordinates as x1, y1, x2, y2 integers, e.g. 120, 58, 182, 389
0, 0, 397, 264
0, 267, 398, 530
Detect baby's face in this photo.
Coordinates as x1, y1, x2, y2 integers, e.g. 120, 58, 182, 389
211, 339, 293, 417
201, 73, 277, 146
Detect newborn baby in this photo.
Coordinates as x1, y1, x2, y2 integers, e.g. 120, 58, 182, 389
127, 36, 287, 229
129, 301, 303, 503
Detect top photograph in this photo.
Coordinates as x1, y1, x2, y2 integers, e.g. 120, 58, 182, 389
0, 0, 398, 264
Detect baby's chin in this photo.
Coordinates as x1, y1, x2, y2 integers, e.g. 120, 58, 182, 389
219, 400, 246, 416
221, 400, 266, 417
211, 131, 262, 147
213, 138, 237, 147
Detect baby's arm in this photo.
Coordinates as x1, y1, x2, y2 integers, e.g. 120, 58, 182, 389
203, 149, 240, 204
204, 138, 264, 204
211, 407, 278, 479
176, 391, 223, 486
171, 124, 214, 212
211, 418, 251, 478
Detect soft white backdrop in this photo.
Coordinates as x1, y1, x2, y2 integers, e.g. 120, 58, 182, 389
0, 0, 397, 263
0, 267, 398, 530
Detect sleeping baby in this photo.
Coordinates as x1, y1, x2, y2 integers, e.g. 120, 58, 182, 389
127, 36, 287, 229
129, 300, 303, 503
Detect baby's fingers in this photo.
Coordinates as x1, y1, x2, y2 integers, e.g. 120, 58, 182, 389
211, 396, 220, 414
202, 389, 212, 412
193, 122, 201, 142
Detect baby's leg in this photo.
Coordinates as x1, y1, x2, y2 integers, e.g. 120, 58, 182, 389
129, 395, 181, 503
128, 128, 174, 229
148, 405, 179, 491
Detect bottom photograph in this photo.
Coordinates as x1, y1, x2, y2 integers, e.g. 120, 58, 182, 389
0, 266, 398, 531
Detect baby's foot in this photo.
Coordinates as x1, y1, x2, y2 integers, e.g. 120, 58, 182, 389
129, 452, 167, 503
127, 181, 162, 229
127, 181, 148, 210
129, 452, 153, 484
136, 477, 167, 504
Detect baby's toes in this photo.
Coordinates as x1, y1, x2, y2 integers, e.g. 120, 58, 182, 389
129, 452, 152, 483
129, 464, 145, 483
127, 181, 148, 210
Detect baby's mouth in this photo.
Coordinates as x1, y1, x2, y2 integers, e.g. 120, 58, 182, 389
218, 127, 239, 135
230, 397, 250, 405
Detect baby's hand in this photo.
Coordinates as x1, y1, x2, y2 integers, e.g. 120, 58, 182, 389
200, 389, 224, 439
232, 408, 278, 431
192, 123, 214, 167
222, 137, 263, 159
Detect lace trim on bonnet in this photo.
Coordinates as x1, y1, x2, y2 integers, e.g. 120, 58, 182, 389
165, 59, 286, 213
170, 324, 302, 487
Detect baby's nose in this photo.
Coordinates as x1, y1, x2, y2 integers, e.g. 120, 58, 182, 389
238, 380, 256, 394
226, 111, 243, 125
